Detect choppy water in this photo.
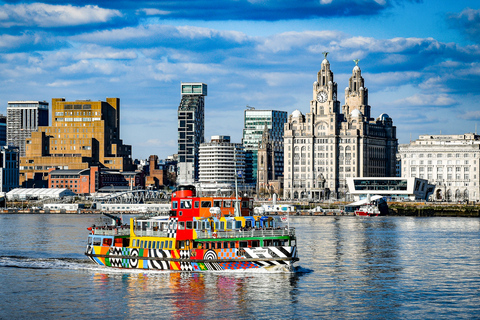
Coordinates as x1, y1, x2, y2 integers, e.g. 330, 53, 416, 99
0, 214, 479, 319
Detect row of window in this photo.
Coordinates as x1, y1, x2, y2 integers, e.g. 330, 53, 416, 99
405, 153, 476, 158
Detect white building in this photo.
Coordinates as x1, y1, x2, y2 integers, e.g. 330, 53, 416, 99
398, 133, 480, 202
283, 54, 397, 200
346, 177, 434, 202
198, 135, 245, 189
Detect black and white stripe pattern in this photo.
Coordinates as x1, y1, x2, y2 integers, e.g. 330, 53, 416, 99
244, 246, 295, 267
203, 249, 222, 271
148, 249, 170, 270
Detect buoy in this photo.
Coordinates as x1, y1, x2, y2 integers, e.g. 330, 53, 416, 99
212, 232, 217, 238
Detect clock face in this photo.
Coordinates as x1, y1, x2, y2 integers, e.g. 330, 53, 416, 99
317, 90, 328, 103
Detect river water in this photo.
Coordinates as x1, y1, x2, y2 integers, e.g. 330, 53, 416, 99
0, 214, 479, 319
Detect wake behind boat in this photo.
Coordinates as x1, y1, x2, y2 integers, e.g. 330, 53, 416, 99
85, 185, 298, 272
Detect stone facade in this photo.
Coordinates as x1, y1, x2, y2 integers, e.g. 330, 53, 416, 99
398, 133, 480, 202
283, 55, 397, 200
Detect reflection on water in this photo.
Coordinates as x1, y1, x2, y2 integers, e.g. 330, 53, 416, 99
0, 214, 479, 319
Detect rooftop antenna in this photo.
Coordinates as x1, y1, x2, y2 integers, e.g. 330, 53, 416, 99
246, 105, 255, 110
475, 123, 477, 135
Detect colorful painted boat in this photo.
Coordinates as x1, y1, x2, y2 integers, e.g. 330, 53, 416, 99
85, 185, 298, 272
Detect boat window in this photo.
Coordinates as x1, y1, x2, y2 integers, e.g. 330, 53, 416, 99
160, 241, 164, 249
180, 200, 192, 209
179, 211, 182, 216
223, 242, 229, 248
186, 221, 193, 229
87, 237, 92, 245
201, 201, 211, 208
226, 221, 232, 229
215, 222, 219, 230
220, 222, 225, 230
213, 200, 222, 208
223, 200, 231, 208
194, 201, 199, 208
242, 201, 248, 209
239, 241, 248, 248
235, 221, 242, 229
255, 221, 260, 228
204, 242, 209, 249
178, 241, 185, 249
251, 240, 259, 247
148, 241, 152, 249
140, 240, 144, 248
230, 241, 235, 248
179, 221, 185, 230
264, 240, 272, 246
102, 238, 112, 246
193, 221, 198, 229
169, 241, 173, 249
246, 221, 252, 228
172, 201, 178, 209
93, 237, 101, 246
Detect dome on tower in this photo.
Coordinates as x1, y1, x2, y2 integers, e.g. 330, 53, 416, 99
321, 58, 329, 65
353, 65, 361, 72
291, 109, 303, 118
351, 109, 363, 118
378, 113, 391, 121
314, 81, 318, 86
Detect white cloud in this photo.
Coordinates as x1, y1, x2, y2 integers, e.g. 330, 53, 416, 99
136, 8, 170, 16
0, 3, 122, 28
394, 93, 456, 107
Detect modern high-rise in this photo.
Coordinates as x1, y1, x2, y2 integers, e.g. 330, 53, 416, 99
177, 82, 207, 184
398, 133, 480, 202
0, 145, 19, 192
7, 101, 49, 156
283, 54, 397, 200
19, 98, 134, 186
242, 109, 287, 188
198, 135, 245, 186
0, 114, 7, 146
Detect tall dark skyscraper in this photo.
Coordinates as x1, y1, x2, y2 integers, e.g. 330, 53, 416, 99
177, 82, 207, 184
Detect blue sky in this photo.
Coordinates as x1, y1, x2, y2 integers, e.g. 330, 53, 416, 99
1, 0, 480, 159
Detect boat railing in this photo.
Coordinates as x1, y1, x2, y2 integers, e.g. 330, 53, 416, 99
196, 227, 295, 239
92, 226, 130, 236
132, 229, 170, 237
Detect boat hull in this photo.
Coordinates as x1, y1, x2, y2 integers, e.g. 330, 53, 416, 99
354, 211, 380, 217
86, 245, 298, 272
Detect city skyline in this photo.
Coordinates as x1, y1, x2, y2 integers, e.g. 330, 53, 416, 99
0, 0, 479, 159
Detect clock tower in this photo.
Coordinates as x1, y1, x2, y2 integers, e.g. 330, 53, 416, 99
310, 52, 339, 116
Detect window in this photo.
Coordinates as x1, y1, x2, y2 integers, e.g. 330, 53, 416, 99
201, 201, 211, 208
186, 221, 193, 229
179, 221, 185, 230
180, 200, 192, 209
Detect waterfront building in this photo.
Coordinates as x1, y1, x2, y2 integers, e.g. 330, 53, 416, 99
7, 101, 49, 157
398, 133, 480, 202
283, 55, 398, 200
177, 82, 207, 184
0, 145, 19, 192
48, 167, 143, 194
198, 135, 245, 192
346, 177, 434, 202
20, 98, 134, 187
242, 108, 287, 191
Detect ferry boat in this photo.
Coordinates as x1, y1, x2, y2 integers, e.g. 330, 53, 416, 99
85, 185, 298, 272
353, 195, 388, 217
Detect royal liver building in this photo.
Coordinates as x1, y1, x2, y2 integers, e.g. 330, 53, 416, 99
283, 54, 397, 200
